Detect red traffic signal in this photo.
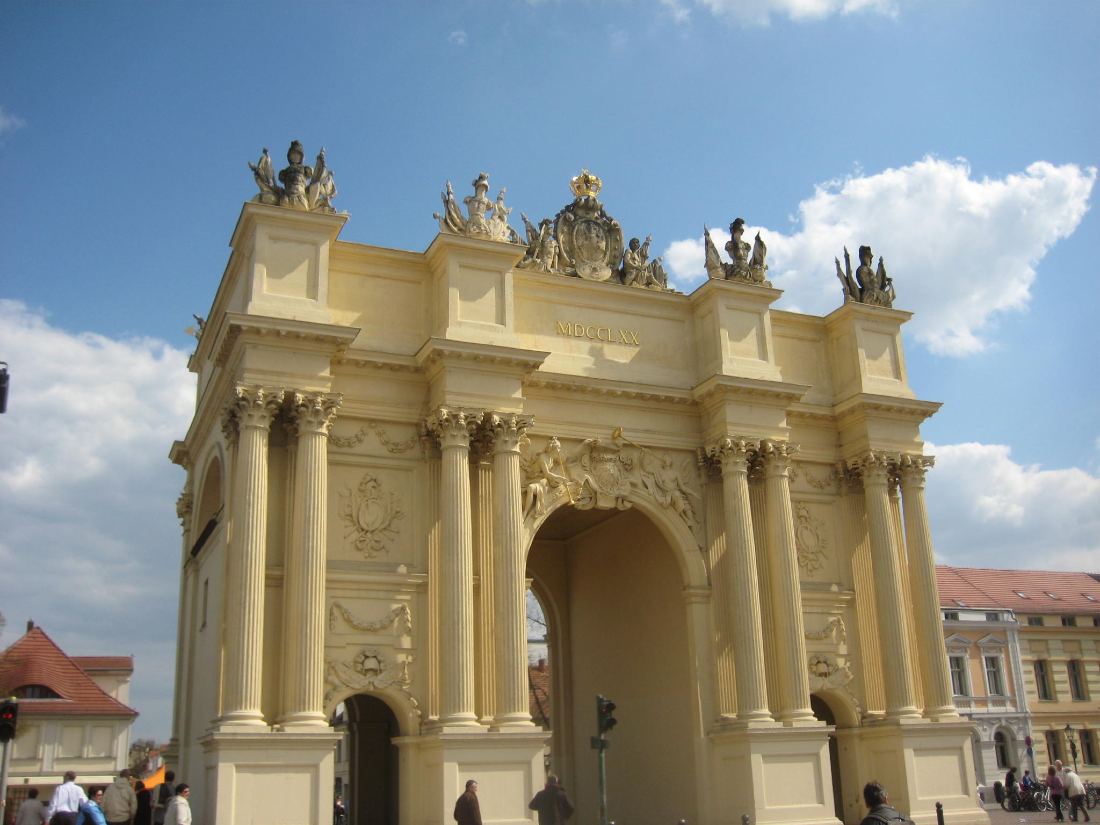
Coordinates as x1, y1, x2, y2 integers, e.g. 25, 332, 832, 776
0, 698, 18, 742
597, 694, 617, 734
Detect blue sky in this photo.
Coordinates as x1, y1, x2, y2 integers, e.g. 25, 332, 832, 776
1, 1, 1097, 741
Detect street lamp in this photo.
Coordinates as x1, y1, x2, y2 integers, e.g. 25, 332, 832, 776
1064, 724, 1079, 772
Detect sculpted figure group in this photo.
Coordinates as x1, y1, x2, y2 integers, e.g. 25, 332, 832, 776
835, 245, 895, 308
704, 218, 770, 286
249, 141, 337, 213
434, 173, 521, 244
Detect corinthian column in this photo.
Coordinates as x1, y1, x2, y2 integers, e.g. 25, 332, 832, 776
856, 452, 920, 720
220, 386, 284, 726
759, 441, 814, 723
281, 391, 341, 727
714, 438, 772, 723
488, 413, 535, 728
429, 408, 482, 727
899, 455, 958, 719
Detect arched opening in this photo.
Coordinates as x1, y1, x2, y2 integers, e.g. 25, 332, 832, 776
993, 728, 1013, 771
191, 454, 223, 556
526, 503, 699, 825
811, 694, 844, 822
342, 694, 399, 825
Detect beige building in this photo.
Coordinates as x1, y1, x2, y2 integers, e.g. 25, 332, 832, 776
168, 155, 988, 825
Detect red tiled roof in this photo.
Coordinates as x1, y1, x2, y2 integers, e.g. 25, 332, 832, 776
529, 661, 551, 726
71, 656, 133, 672
937, 566, 1100, 615
0, 627, 138, 717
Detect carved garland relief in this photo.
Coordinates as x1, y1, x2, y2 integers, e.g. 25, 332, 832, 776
339, 474, 405, 557
328, 602, 413, 636
330, 421, 419, 454
793, 502, 830, 574
324, 647, 418, 714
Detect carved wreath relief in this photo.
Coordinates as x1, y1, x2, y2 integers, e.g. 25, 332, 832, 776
324, 647, 414, 709
793, 502, 829, 574
339, 474, 405, 557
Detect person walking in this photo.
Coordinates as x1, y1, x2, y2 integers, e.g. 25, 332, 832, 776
859, 782, 915, 825
15, 789, 47, 825
1062, 765, 1090, 822
453, 779, 482, 825
529, 775, 574, 825
101, 770, 137, 825
163, 786, 191, 825
1047, 765, 1065, 822
46, 772, 88, 825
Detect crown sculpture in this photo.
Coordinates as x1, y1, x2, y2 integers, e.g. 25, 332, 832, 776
248, 141, 337, 213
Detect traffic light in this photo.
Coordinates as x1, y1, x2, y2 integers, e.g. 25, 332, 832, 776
597, 694, 617, 735
0, 698, 18, 742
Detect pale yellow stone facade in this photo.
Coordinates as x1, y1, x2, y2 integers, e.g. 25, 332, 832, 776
168, 198, 991, 825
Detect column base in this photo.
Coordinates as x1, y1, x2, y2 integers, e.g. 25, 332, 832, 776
710, 724, 839, 825
394, 727, 549, 825
200, 727, 341, 825
277, 710, 330, 729
213, 709, 269, 731
490, 712, 535, 731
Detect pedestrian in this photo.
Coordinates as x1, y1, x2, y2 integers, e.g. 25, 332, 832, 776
859, 781, 916, 825
15, 788, 47, 825
1023, 770, 1037, 791
46, 771, 88, 825
151, 773, 175, 825
133, 782, 152, 825
163, 785, 191, 825
1047, 765, 1065, 822
101, 769, 137, 825
529, 775, 574, 825
333, 794, 347, 825
1061, 765, 1090, 822
76, 788, 108, 825
1006, 766, 1019, 802
453, 779, 482, 825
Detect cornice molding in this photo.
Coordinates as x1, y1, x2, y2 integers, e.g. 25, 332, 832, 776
833, 393, 942, 423
415, 337, 549, 375
212, 313, 360, 367
525, 372, 695, 406
692, 374, 809, 407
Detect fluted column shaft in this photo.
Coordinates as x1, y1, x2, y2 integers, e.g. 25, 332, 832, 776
900, 456, 957, 719
761, 443, 814, 723
715, 438, 772, 722
221, 386, 283, 725
432, 409, 481, 727
704, 463, 737, 718
489, 413, 534, 727
282, 392, 341, 726
859, 454, 920, 719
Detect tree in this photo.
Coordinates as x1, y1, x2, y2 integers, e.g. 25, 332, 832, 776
128, 738, 158, 776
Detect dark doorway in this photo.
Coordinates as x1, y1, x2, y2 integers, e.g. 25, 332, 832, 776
346, 694, 399, 825
811, 694, 843, 822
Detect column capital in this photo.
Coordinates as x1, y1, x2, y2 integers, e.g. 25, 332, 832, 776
485, 412, 533, 455
708, 436, 758, 474
288, 391, 342, 436
176, 490, 193, 528
427, 407, 483, 450
223, 386, 285, 442
898, 453, 935, 488
849, 450, 897, 485
758, 439, 799, 476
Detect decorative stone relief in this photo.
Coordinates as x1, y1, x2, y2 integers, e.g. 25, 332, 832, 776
329, 602, 412, 636
521, 429, 701, 541
805, 616, 847, 646
793, 502, 829, 574
249, 141, 337, 213
339, 474, 405, 557
807, 653, 854, 691
704, 218, 770, 286
434, 173, 520, 243
176, 491, 192, 528
835, 245, 895, 308
324, 647, 415, 709
330, 421, 419, 453
789, 463, 836, 492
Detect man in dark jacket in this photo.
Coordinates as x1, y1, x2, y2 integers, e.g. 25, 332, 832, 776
529, 775, 574, 825
859, 782, 915, 825
454, 780, 482, 825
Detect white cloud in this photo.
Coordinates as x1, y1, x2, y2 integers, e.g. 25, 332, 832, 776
448, 29, 468, 46
0, 300, 195, 738
925, 441, 1100, 572
660, 0, 692, 23
663, 158, 1096, 355
0, 106, 26, 138
696, 0, 896, 25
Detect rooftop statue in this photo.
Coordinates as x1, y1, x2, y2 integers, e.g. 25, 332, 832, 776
434, 173, 520, 243
517, 169, 674, 292
249, 141, 337, 213
703, 218, 770, 286
835, 245, 895, 308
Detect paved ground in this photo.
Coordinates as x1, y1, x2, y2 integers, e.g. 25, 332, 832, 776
981, 802, 1092, 825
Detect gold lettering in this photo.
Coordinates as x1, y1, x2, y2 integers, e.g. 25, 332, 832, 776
555, 320, 570, 335
597, 326, 611, 342
585, 325, 597, 339
554, 319, 640, 347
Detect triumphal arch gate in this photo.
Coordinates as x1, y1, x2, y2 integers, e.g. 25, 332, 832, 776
168, 147, 988, 825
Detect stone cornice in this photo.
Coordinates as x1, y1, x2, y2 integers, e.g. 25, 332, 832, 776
524, 372, 695, 406
692, 374, 809, 407
423, 230, 526, 271
415, 338, 549, 376
686, 276, 783, 307
229, 201, 348, 252
334, 350, 421, 373
211, 313, 361, 368
823, 300, 913, 328
833, 393, 942, 423
169, 439, 191, 469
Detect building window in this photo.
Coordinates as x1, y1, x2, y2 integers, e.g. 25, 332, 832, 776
1027, 616, 1044, 626
1068, 660, 1088, 700
200, 578, 209, 630
1093, 616, 1100, 627
984, 655, 1005, 696
1034, 660, 1054, 700
13, 684, 61, 699
1062, 615, 1078, 627
1081, 731, 1097, 765
994, 731, 1009, 769
944, 611, 960, 621
1046, 731, 1063, 763
950, 655, 969, 696
985, 611, 1000, 622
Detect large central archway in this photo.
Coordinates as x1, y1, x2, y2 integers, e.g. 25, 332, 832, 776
526, 503, 702, 825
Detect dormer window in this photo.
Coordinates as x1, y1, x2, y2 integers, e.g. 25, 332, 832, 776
1045, 592, 1060, 600
1014, 591, 1028, 598
13, 684, 61, 699
953, 599, 968, 607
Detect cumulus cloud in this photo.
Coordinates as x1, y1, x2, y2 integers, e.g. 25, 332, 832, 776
448, 29, 468, 46
663, 158, 1096, 355
925, 441, 1100, 572
696, 0, 896, 25
0, 106, 26, 138
0, 300, 195, 737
